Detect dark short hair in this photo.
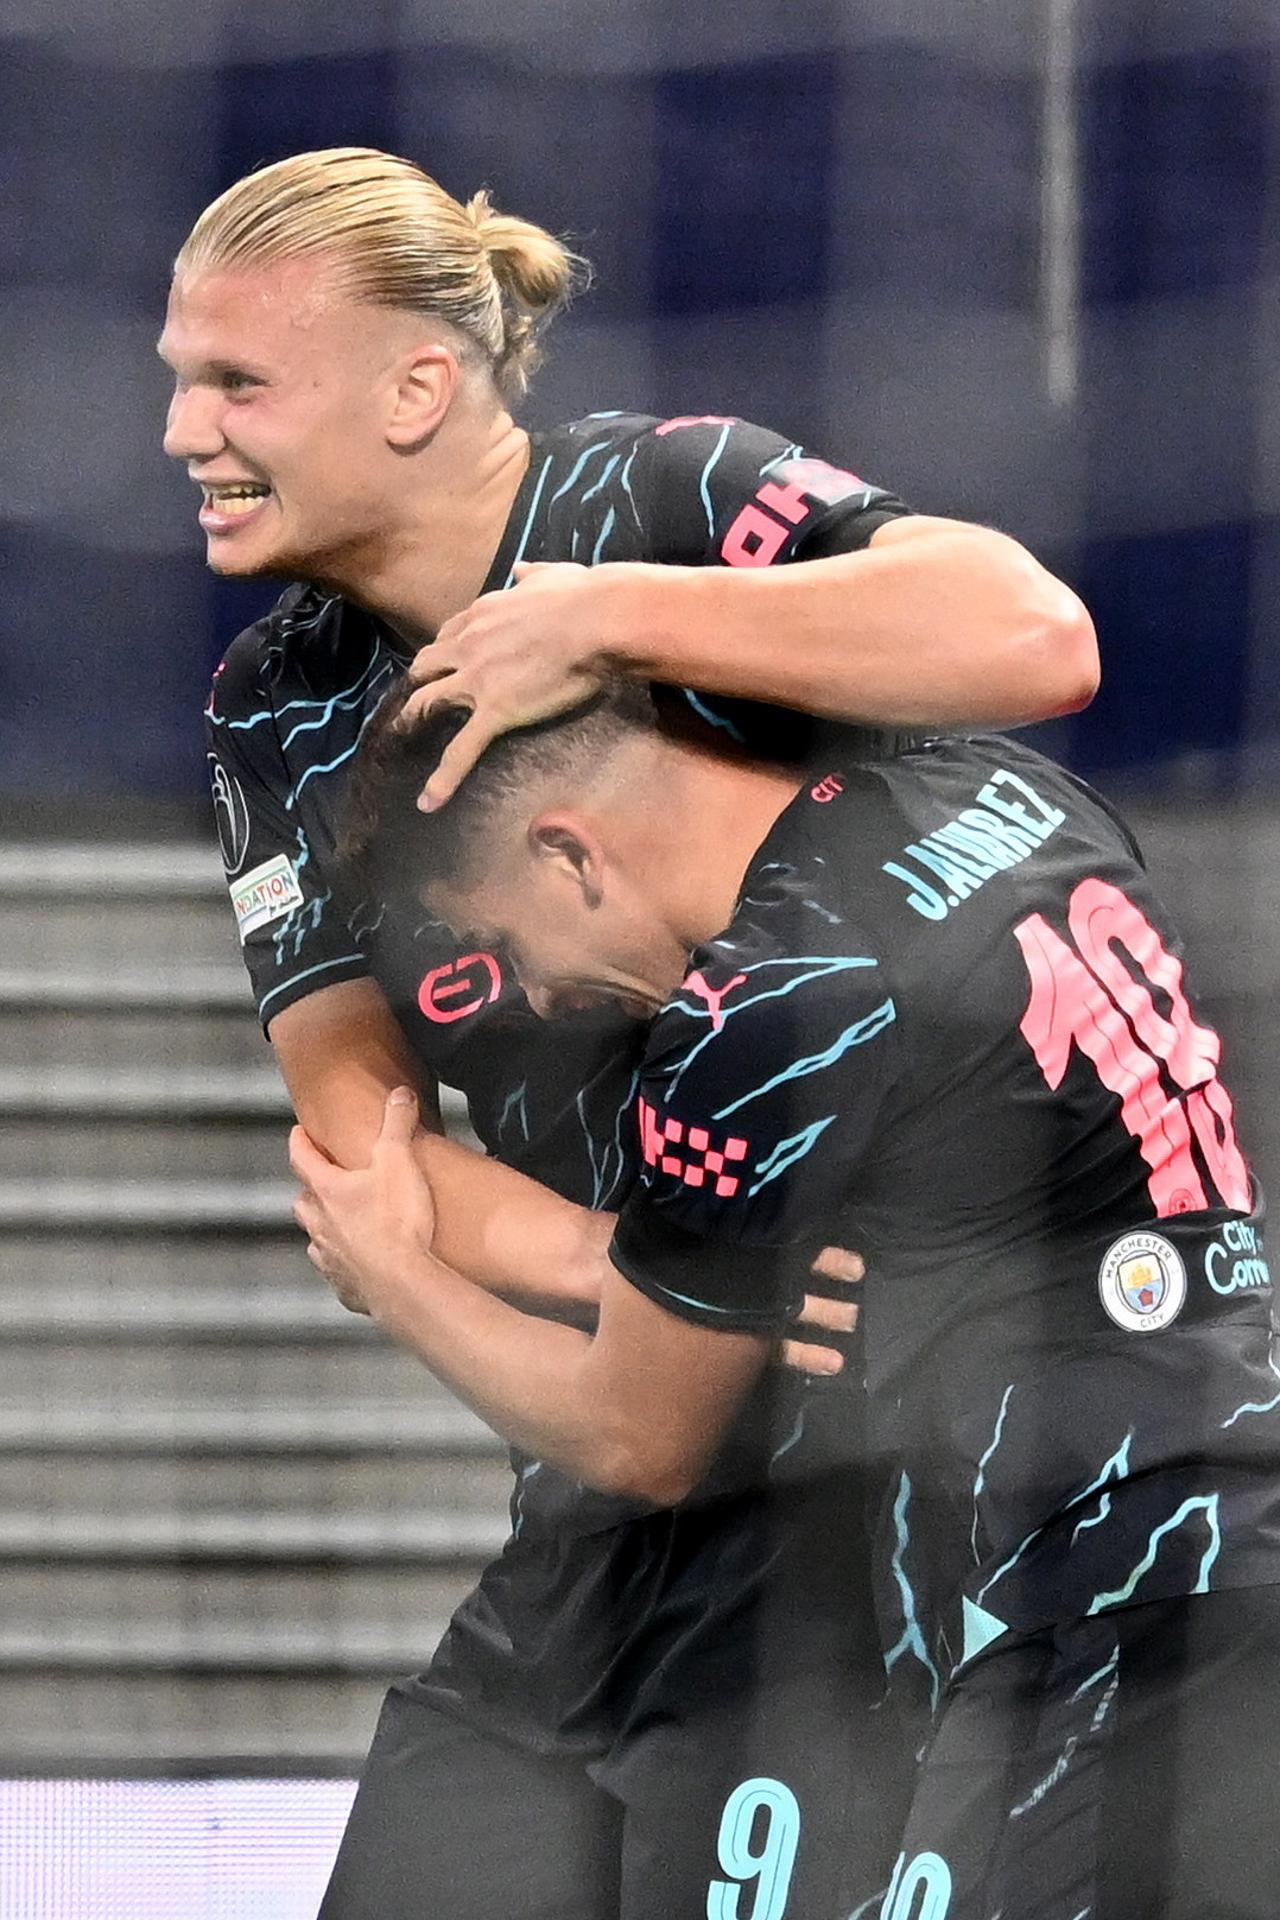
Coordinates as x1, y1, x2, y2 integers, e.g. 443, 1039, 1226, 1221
340, 678, 658, 915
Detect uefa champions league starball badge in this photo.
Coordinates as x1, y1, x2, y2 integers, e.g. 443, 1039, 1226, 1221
1097, 1230, 1188, 1333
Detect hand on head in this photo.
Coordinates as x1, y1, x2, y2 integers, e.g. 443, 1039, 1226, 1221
398, 561, 615, 809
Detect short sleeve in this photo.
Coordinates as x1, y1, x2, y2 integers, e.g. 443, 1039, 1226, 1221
608, 914, 901, 1332
205, 632, 368, 1030
636, 416, 913, 570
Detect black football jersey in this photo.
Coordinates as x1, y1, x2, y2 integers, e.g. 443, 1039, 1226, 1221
205, 407, 913, 1599
206, 411, 911, 1200
609, 735, 1280, 1715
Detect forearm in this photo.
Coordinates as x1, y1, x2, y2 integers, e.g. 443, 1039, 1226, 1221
602, 521, 1098, 728
355, 1244, 736, 1497
415, 1131, 612, 1313
271, 981, 607, 1311
372, 1246, 610, 1476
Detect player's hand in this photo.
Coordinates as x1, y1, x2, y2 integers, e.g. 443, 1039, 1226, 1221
779, 1246, 864, 1376
398, 561, 623, 809
288, 1088, 436, 1318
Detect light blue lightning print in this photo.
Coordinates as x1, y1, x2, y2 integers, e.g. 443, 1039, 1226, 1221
276, 594, 340, 639
1221, 1344, 1280, 1429
741, 862, 843, 927
548, 439, 612, 505
1011, 1654, 1118, 1819
1068, 1647, 1118, 1705
272, 827, 314, 966
882, 1473, 942, 1712
747, 1117, 837, 1196
283, 663, 396, 810
1086, 1494, 1222, 1614
975, 1518, 1046, 1608
348, 900, 386, 946
511, 1459, 542, 1537
576, 1070, 641, 1209
971, 1385, 1015, 1562
758, 443, 803, 475
770, 1407, 806, 1464
1068, 1433, 1134, 1544
591, 506, 617, 564
663, 955, 883, 1105
499, 1082, 530, 1146
681, 689, 748, 742
503, 454, 554, 584
712, 1000, 895, 1120
619, 442, 643, 530
279, 652, 392, 750
698, 422, 734, 537
580, 454, 620, 504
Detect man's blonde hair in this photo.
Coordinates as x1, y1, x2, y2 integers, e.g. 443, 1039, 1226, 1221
174, 146, 586, 395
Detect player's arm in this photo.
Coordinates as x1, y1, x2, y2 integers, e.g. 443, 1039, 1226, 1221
271, 980, 606, 1313
400, 419, 1097, 807
209, 631, 602, 1312
291, 1090, 770, 1503
609, 513, 1097, 729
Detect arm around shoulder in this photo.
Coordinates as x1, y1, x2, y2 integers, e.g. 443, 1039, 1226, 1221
589, 514, 1098, 731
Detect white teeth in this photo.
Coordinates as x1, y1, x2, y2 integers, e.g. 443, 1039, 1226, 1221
204, 486, 270, 517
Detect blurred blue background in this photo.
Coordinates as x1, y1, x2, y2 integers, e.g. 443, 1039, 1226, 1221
1, 0, 1277, 800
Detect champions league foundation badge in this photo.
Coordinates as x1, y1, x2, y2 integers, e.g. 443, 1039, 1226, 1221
1098, 1230, 1187, 1333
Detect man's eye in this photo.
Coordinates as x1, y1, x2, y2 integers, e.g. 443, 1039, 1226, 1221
220, 371, 258, 394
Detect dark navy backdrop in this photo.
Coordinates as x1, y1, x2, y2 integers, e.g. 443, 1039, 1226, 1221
2, 5, 1275, 799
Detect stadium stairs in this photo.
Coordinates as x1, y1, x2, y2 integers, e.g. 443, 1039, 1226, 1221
0, 838, 510, 1772
0, 797, 1272, 1774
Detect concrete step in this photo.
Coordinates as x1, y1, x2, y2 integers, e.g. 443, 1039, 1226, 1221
0, 1563, 474, 1665
0, 897, 240, 970
0, 1066, 291, 1117
0, 1282, 381, 1341
0, 1006, 267, 1072
0, 1341, 497, 1417
0, 964, 247, 1010
0, 1399, 502, 1456
0, 1450, 513, 1518
0, 1120, 294, 1181
0, 1508, 509, 1562
0, 1179, 296, 1230
0, 844, 223, 895
0, 1670, 389, 1766
0, 1233, 323, 1292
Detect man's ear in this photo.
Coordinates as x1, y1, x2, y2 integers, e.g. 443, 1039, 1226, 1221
529, 817, 605, 909
386, 343, 458, 449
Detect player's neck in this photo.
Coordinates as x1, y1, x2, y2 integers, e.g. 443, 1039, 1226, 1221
342, 402, 531, 644
647, 747, 804, 950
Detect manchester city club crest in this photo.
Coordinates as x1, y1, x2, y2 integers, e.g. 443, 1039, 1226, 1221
1098, 1230, 1188, 1333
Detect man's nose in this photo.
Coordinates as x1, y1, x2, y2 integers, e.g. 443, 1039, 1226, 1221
163, 384, 224, 461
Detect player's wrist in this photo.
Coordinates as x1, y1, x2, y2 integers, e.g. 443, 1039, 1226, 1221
583, 562, 692, 682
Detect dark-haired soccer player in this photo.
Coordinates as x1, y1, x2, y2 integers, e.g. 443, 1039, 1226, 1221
295, 684, 1280, 1918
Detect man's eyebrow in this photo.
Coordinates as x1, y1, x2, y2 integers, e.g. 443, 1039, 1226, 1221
154, 343, 269, 379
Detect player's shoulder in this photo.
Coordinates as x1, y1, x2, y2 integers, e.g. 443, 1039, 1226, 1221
207, 584, 377, 721
549, 408, 782, 467
816, 733, 1142, 939
642, 802, 893, 1098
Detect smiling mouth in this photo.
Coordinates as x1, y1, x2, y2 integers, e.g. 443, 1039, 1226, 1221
201, 483, 271, 517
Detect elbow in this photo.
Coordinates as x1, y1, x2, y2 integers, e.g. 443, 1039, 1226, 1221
586, 1434, 706, 1508
1006, 560, 1100, 722
1039, 588, 1100, 718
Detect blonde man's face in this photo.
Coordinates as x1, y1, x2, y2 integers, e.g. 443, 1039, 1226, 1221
158, 258, 416, 584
